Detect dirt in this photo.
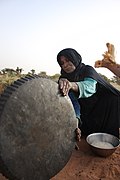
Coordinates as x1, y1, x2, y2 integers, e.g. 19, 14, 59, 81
51, 137, 120, 180
0, 137, 119, 180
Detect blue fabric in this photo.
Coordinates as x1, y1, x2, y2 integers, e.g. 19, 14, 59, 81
77, 78, 97, 98
68, 91, 80, 119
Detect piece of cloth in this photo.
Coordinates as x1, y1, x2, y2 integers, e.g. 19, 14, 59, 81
76, 77, 97, 98
68, 91, 81, 119
57, 48, 120, 138
68, 92, 82, 127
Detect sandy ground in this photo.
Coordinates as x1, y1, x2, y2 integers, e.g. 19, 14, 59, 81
51, 137, 120, 180
0, 137, 119, 180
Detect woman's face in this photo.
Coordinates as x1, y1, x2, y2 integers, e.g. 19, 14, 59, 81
59, 56, 76, 73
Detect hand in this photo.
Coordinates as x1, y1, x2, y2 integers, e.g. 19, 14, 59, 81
74, 128, 81, 150
75, 128, 81, 142
59, 78, 72, 96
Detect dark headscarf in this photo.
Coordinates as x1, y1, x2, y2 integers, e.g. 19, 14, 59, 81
57, 48, 84, 82
57, 48, 82, 67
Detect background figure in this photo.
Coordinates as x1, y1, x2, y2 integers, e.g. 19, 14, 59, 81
95, 42, 120, 77
57, 48, 120, 138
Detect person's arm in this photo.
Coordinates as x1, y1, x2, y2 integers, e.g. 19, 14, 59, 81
58, 77, 97, 98
59, 78, 79, 96
76, 78, 97, 98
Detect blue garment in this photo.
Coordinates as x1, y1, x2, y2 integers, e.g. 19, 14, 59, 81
68, 91, 80, 119
68, 77, 97, 120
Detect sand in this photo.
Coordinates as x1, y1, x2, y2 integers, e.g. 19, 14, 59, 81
0, 137, 119, 180
51, 137, 120, 180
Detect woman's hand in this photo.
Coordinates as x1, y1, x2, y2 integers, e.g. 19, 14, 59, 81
75, 127, 81, 142
59, 78, 72, 96
59, 78, 79, 96
75, 128, 81, 150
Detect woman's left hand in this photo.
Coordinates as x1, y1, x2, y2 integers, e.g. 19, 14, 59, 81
75, 128, 81, 142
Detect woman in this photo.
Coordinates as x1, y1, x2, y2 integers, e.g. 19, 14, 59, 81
57, 48, 120, 138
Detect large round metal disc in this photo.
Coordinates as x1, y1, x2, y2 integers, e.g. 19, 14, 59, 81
0, 76, 77, 180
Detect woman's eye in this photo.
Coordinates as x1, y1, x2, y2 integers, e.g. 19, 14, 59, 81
59, 57, 69, 66
59, 61, 64, 66
65, 59, 69, 62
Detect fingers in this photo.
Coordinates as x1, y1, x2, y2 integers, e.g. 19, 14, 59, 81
75, 128, 81, 142
59, 79, 71, 96
62, 80, 69, 95
75, 128, 81, 150
75, 143, 79, 150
